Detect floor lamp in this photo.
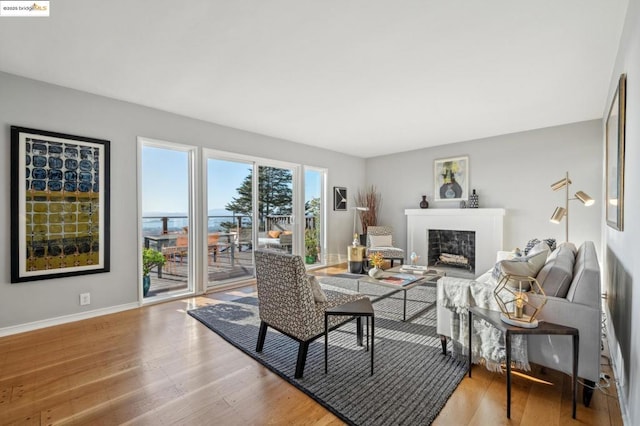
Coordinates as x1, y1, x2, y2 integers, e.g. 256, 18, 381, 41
549, 171, 594, 242
352, 207, 369, 246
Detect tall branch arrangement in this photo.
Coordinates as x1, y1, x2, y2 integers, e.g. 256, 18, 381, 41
356, 185, 381, 235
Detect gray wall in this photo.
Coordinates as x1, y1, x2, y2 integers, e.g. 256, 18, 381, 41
0, 71, 365, 331
366, 120, 602, 257
603, 0, 640, 423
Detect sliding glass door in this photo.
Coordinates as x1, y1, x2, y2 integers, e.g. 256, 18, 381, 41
205, 157, 254, 287
140, 146, 326, 295
257, 165, 294, 254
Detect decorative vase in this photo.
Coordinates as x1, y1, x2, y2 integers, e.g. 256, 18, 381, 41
419, 195, 429, 209
143, 275, 151, 297
459, 200, 466, 208
305, 255, 316, 264
469, 189, 479, 208
368, 267, 383, 279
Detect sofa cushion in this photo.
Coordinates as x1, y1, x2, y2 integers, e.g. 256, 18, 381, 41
566, 241, 600, 306
536, 243, 576, 298
493, 242, 550, 289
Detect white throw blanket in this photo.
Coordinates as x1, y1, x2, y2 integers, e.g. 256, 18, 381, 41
437, 272, 530, 372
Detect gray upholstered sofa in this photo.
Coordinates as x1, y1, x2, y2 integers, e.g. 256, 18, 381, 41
437, 241, 601, 406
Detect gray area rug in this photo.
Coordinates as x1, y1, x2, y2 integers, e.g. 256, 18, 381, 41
188, 277, 466, 425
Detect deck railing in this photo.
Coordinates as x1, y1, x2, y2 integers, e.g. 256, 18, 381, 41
142, 214, 316, 237
142, 215, 252, 236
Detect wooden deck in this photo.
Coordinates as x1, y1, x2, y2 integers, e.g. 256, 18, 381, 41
146, 249, 255, 296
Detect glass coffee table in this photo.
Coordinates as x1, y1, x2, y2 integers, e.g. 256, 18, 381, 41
357, 266, 445, 321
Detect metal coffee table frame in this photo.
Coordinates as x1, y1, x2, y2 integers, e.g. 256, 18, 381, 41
356, 266, 444, 321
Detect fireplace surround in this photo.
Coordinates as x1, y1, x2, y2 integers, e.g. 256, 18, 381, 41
405, 208, 505, 277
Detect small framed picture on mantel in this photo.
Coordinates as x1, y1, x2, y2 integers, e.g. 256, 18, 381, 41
434, 156, 469, 202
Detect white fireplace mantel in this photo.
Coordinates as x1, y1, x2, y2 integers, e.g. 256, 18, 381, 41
405, 208, 505, 277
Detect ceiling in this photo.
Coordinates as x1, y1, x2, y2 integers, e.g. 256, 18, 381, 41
0, 1, 628, 158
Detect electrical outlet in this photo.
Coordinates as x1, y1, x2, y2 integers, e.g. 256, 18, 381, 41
80, 293, 90, 306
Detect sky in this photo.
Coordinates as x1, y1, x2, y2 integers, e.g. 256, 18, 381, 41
142, 146, 321, 215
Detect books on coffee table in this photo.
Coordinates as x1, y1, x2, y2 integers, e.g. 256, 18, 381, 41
399, 265, 439, 275
379, 273, 420, 286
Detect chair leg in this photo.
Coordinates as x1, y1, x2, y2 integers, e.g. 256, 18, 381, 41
295, 341, 310, 378
256, 321, 268, 352
440, 335, 447, 355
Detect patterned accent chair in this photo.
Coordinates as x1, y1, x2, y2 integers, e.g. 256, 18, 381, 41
254, 250, 367, 378
366, 225, 405, 267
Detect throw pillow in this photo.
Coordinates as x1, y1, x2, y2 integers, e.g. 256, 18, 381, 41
369, 234, 393, 247
523, 238, 557, 255
493, 243, 550, 290
308, 275, 327, 303
527, 241, 552, 258
267, 230, 281, 239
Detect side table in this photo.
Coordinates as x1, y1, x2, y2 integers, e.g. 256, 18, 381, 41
347, 245, 366, 274
325, 298, 375, 376
468, 306, 579, 419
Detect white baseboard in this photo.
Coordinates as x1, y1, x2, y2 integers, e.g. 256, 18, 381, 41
603, 304, 630, 425
0, 302, 140, 337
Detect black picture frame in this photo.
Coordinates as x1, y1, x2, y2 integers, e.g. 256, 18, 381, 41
605, 74, 626, 231
11, 126, 111, 283
333, 187, 347, 211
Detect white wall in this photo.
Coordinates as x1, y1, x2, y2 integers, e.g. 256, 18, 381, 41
366, 120, 602, 258
0, 72, 365, 332
603, 0, 640, 423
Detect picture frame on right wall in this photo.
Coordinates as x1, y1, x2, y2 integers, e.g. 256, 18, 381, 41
606, 73, 626, 231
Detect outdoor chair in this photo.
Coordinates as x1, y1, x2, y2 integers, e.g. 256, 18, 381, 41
207, 234, 220, 265
175, 235, 188, 265
279, 232, 292, 251
366, 225, 405, 267
235, 227, 253, 252
254, 250, 367, 378
161, 246, 177, 274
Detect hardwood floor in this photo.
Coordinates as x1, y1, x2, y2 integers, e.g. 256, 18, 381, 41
0, 265, 623, 425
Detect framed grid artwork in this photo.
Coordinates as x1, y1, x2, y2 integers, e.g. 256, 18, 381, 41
11, 126, 110, 283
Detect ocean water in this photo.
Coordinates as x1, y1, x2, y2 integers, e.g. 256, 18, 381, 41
142, 214, 251, 237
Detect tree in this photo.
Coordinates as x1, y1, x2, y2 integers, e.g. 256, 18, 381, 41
305, 197, 320, 221
225, 167, 293, 223
305, 197, 321, 259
